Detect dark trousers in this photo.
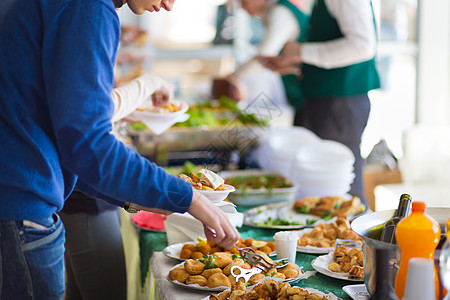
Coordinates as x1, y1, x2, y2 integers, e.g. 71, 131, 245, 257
59, 208, 126, 300
294, 94, 371, 205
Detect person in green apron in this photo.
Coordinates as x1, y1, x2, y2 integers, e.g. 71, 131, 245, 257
213, 0, 309, 111
259, 0, 381, 205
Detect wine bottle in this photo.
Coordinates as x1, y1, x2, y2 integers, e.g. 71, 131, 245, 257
368, 247, 399, 300
381, 193, 412, 244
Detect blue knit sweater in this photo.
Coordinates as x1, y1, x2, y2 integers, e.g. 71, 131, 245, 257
0, 0, 192, 222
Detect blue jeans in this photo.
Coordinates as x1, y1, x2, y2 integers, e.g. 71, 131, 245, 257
0, 214, 65, 300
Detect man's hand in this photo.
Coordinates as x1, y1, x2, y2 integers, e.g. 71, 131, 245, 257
151, 80, 174, 107
187, 190, 240, 249
258, 41, 302, 75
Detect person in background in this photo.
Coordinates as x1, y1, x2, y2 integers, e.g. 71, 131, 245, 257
213, 0, 309, 111
0, 0, 240, 299
260, 0, 381, 205
60, 73, 173, 300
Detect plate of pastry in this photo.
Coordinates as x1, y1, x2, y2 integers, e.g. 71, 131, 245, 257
296, 217, 362, 254
311, 246, 364, 282
167, 252, 304, 292
163, 237, 276, 261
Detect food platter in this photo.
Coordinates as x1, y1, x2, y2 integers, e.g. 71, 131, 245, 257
162, 241, 276, 261
128, 101, 189, 121
243, 201, 328, 230
167, 261, 306, 292
296, 228, 335, 254
220, 170, 297, 206
311, 253, 364, 282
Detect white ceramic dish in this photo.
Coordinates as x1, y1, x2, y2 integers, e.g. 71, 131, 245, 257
162, 241, 276, 261
197, 184, 235, 203
296, 228, 335, 254
311, 253, 363, 282
220, 170, 297, 206
342, 284, 369, 299
127, 101, 189, 121
243, 201, 323, 230
167, 261, 305, 292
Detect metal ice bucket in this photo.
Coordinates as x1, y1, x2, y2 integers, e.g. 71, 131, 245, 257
351, 207, 449, 295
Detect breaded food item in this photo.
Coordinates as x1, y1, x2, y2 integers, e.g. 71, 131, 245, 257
209, 290, 231, 300
223, 259, 245, 276
200, 268, 222, 279
328, 262, 341, 272
191, 251, 204, 260
214, 252, 233, 268
182, 243, 197, 252
169, 268, 190, 283
184, 259, 205, 275
266, 241, 276, 251
180, 249, 192, 259
248, 273, 265, 285
186, 275, 207, 286
244, 238, 254, 247
207, 272, 231, 288
198, 243, 212, 255
348, 265, 364, 280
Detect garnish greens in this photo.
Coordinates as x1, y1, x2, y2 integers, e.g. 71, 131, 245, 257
200, 254, 218, 270
256, 217, 301, 227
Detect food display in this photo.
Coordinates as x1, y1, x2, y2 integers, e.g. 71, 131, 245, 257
293, 196, 366, 219
327, 246, 364, 280
164, 237, 276, 261
297, 217, 362, 249
209, 279, 337, 300
168, 252, 302, 291
224, 173, 293, 191
178, 168, 226, 191
136, 103, 183, 114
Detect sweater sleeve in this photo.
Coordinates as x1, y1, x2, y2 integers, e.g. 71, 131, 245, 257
42, 0, 192, 213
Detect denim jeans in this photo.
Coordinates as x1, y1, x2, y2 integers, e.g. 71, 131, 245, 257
0, 214, 65, 300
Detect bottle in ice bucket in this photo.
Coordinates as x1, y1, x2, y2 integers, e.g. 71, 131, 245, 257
394, 201, 441, 299
439, 218, 450, 300
381, 193, 412, 244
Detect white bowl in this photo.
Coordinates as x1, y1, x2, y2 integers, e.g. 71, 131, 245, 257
296, 140, 355, 165
219, 170, 297, 206
197, 184, 235, 203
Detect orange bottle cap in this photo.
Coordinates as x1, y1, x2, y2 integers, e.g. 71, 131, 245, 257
412, 201, 426, 212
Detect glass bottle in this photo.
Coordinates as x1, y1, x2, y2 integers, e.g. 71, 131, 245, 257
394, 201, 441, 299
381, 193, 412, 244
368, 247, 399, 300
439, 218, 450, 300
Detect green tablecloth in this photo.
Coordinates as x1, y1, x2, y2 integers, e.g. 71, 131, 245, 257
139, 223, 353, 299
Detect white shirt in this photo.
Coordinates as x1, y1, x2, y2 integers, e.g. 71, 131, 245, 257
111, 73, 163, 123
234, 3, 300, 78
301, 0, 376, 69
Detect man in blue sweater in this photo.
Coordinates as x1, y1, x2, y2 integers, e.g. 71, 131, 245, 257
0, 0, 240, 298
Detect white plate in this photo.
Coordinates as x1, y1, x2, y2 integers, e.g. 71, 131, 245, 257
296, 228, 335, 254
244, 201, 328, 230
200, 279, 342, 300
342, 284, 369, 299
197, 184, 235, 203
220, 170, 297, 206
162, 241, 276, 261
128, 101, 188, 121
311, 253, 363, 282
167, 261, 305, 292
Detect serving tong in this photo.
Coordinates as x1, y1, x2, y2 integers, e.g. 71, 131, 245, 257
231, 246, 290, 283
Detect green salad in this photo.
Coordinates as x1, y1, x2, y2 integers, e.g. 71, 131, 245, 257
224, 174, 293, 192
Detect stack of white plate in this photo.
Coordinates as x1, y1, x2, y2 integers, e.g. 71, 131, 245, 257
292, 140, 355, 198
255, 127, 320, 178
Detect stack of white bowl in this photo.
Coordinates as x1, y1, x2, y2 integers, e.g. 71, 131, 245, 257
255, 127, 320, 178
255, 127, 355, 199
292, 139, 355, 198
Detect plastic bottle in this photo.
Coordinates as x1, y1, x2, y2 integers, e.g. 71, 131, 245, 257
394, 201, 441, 299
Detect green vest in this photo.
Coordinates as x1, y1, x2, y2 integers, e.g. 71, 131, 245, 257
278, 0, 309, 110
300, 0, 381, 98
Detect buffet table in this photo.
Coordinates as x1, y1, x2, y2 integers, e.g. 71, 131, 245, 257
122, 210, 355, 300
